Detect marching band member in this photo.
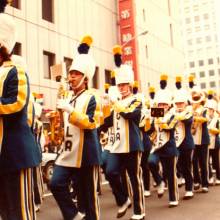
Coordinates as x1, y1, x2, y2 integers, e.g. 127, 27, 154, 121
174, 76, 195, 199
206, 91, 220, 185
0, 2, 41, 219
148, 86, 156, 108
102, 45, 145, 220
148, 74, 179, 207
50, 35, 101, 220
190, 88, 210, 192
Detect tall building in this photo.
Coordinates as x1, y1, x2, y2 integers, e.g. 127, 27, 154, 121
180, 0, 220, 93
135, 0, 184, 92
6, 0, 184, 108
6, 0, 118, 108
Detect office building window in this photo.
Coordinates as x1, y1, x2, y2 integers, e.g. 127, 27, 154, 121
206, 36, 211, 42
142, 9, 146, 22
204, 24, 210, 30
200, 83, 206, 89
198, 60, 204, 66
210, 81, 216, 88
196, 37, 202, 44
186, 28, 192, 34
187, 39, 192, 45
199, 71, 205, 78
11, 0, 21, 9
189, 61, 195, 68
145, 45, 148, 58
64, 57, 73, 74
203, 13, 209, 19
194, 15, 199, 22
209, 70, 215, 76
12, 42, 22, 55
218, 69, 220, 76
42, 0, 54, 23
167, 0, 171, 16
169, 24, 173, 46
185, 18, 191, 24
195, 26, 201, 32
43, 51, 55, 79
92, 67, 99, 89
105, 69, 111, 84
208, 58, 213, 65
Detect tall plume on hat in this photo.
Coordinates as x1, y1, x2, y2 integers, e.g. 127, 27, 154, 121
175, 75, 182, 90
188, 74, 195, 89
112, 45, 122, 67
133, 81, 139, 94
77, 35, 93, 54
207, 89, 214, 100
160, 73, 168, 89
148, 86, 155, 99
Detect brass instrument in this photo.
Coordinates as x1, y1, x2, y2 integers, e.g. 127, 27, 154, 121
191, 107, 203, 135
100, 131, 108, 146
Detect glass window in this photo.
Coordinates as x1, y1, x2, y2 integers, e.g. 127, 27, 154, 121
209, 70, 215, 76
186, 28, 192, 34
92, 67, 99, 89
43, 51, 55, 79
12, 42, 22, 55
203, 13, 209, 19
142, 9, 146, 22
195, 26, 201, 32
189, 61, 195, 68
204, 24, 210, 30
167, 0, 171, 16
218, 69, 220, 76
105, 69, 111, 84
196, 37, 202, 44
187, 39, 192, 45
185, 17, 191, 24
170, 24, 173, 46
199, 71, 205, 78
194, 16, 200, 22
42, 0, 54, 23
64, 57, 73, 74
208, 58, 213, 65
206, 36, 211, 42
198, 60, 204, 66
210, 81, 216, 88
200, 83, 206, 89
11, 0, 21, 9
145, 45, 148, 58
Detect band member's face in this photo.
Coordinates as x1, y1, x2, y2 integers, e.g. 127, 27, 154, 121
175, 102, 186, 111
208, 108, 214, 116
117, 83, 131, 98
68, 70, 84, 89
158, 103, 169, 112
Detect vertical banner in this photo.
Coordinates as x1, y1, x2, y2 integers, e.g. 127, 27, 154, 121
118, 0, 139, 80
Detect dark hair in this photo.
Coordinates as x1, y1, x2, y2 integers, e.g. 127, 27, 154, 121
0, 46, 11, 65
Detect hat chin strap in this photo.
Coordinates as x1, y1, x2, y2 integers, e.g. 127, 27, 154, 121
72, 75, 86, 90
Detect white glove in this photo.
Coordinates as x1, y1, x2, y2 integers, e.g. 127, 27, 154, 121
56, 99, 74, 114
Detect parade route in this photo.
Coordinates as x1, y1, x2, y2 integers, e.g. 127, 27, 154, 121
37, 184, 220, 220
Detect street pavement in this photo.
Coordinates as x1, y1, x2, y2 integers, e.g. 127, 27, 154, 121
37, 184, 220, 220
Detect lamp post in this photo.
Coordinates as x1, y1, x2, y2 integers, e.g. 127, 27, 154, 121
122, 30, 148, 48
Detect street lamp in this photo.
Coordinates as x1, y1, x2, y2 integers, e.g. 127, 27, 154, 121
122, 30, 149, 47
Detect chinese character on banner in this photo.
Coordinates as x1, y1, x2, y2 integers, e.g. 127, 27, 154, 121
122, 33, 132, 43
121, 9, 130, 19
124, 46, 132, 56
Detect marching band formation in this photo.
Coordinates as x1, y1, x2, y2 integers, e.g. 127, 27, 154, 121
0, 1, 220, 220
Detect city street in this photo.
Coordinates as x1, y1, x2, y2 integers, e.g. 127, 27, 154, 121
37, 183, 220, 220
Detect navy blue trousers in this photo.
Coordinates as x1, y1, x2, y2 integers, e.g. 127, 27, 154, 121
148, 153, 178, 202
50, 165, 99, 220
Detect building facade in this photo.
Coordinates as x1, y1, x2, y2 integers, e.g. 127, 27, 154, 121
6, 0, 184, 108
180, 0, 220, 93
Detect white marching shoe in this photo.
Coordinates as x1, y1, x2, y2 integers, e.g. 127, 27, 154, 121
144, 190, 151, 197
169, 201, 179, 208
202, 187, 209, 193
157, 181, 165, 198
130, 214, 145, 220
117, 198, 132, 218
183, 191, 194, 200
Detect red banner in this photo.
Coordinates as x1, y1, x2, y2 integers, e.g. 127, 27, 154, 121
118, 0, 139, 80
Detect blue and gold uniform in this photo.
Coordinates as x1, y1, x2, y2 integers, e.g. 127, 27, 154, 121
0, 5, 41, 219
190, 88, 210, 191
50, 36, 101, 220
173, 78, 195, 198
